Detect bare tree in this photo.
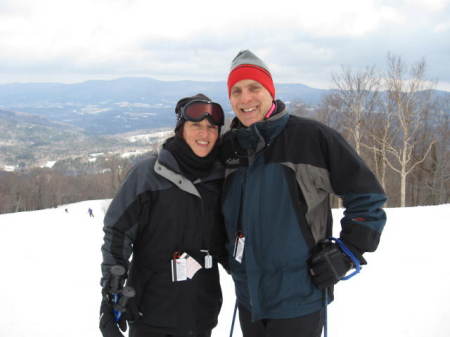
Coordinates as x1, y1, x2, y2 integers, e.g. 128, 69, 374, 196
382, 54, 436, 207
316, 93, 345, 132
101, 155, 133, 194
324, 65, 391, 196
331, 65, 381, 154
363, 109, 394, 191
425, 96, 450, 204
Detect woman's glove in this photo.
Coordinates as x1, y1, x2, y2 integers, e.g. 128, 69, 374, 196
99, 293, 127, 337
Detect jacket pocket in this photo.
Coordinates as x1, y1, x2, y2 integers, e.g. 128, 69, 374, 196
254, 266, 317, 313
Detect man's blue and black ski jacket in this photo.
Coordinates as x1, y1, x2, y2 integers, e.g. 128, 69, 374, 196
221, 100, 387, 321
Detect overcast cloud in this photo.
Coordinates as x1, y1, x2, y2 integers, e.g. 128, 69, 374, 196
0, 0, 449, 90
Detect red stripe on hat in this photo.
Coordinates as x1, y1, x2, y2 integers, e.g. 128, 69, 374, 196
227, 65, 275, 98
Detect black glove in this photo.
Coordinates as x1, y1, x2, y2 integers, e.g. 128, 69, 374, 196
99, 296, 126, 337
99, 288, 140, 337
309, 240, 361, 290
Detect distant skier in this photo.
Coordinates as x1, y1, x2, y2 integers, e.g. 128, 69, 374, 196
88, 208, 94, 217
65, 208, 68, 213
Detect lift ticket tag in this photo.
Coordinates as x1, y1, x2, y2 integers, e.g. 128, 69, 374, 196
171, 252, 187, 282
233, 233, 245, 263
201, 250, 213, 269
171, 252, 202, 282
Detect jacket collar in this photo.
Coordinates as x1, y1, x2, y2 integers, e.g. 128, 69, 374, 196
229, 100, 287, 130
155, 148, 224, 198
229, 100, 289, 152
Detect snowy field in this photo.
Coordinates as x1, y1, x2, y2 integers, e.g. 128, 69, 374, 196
0, 201, 449, 337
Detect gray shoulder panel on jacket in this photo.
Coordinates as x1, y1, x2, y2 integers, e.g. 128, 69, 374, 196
104, 156, 172, 226
281, 162, 334, 243
154, 157, 225, 198
154, 159, 201, 198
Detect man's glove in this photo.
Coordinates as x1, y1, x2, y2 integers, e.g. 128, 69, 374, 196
309, 240, 364, 289
99, 288, 140, 337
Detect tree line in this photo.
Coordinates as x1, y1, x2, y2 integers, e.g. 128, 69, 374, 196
0, 154, 148, 214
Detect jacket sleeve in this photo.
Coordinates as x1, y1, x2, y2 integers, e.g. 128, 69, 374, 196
321, 126, 387, 255
100, 162, 150, 286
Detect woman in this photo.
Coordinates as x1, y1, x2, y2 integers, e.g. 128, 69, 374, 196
99, 94, 227, 337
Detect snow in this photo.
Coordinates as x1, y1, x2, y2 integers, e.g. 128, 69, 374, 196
115, 102, 166, 109
120, 150, 147, 159
0, 203, 449, 337
80, 105, 111, 114
2, 165, 15, 171
127, 129, 173, 143
43, 160, 57, 168
116, 102, 153, 108
89, 152, 105, 157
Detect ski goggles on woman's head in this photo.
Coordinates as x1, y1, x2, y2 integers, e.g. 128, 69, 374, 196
179, 100, 224, 126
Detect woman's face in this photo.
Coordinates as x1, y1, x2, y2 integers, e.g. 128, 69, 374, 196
182, 119, 219, 157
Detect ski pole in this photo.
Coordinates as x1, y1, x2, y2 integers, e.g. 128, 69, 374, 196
109, 265, 126, 322
229, 300, 238, 337
113, 286, 136, 322
110, 265, 126, 293
323, 289, 328, 337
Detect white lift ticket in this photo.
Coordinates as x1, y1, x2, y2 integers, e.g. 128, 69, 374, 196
171, 253, 202, 282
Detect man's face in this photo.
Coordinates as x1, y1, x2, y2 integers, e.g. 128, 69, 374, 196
182, 119, 219, 157
229, 79, 273, 127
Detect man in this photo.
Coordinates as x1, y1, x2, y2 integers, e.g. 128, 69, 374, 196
221, 50, 387, 337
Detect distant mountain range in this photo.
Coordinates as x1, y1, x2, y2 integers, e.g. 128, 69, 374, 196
0, 77, 327, 135
1, 77, 448, 169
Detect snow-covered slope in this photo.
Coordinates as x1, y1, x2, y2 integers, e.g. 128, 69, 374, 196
0, 202, 449, 337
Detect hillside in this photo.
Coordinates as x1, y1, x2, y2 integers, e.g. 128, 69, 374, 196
0, 108, 173, 169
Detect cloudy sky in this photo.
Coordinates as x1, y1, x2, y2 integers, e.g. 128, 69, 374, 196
1, 0, 449, 90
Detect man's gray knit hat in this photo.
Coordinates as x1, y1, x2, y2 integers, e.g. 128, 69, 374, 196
227, 50, 275, 97
230, 50, 270, 72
